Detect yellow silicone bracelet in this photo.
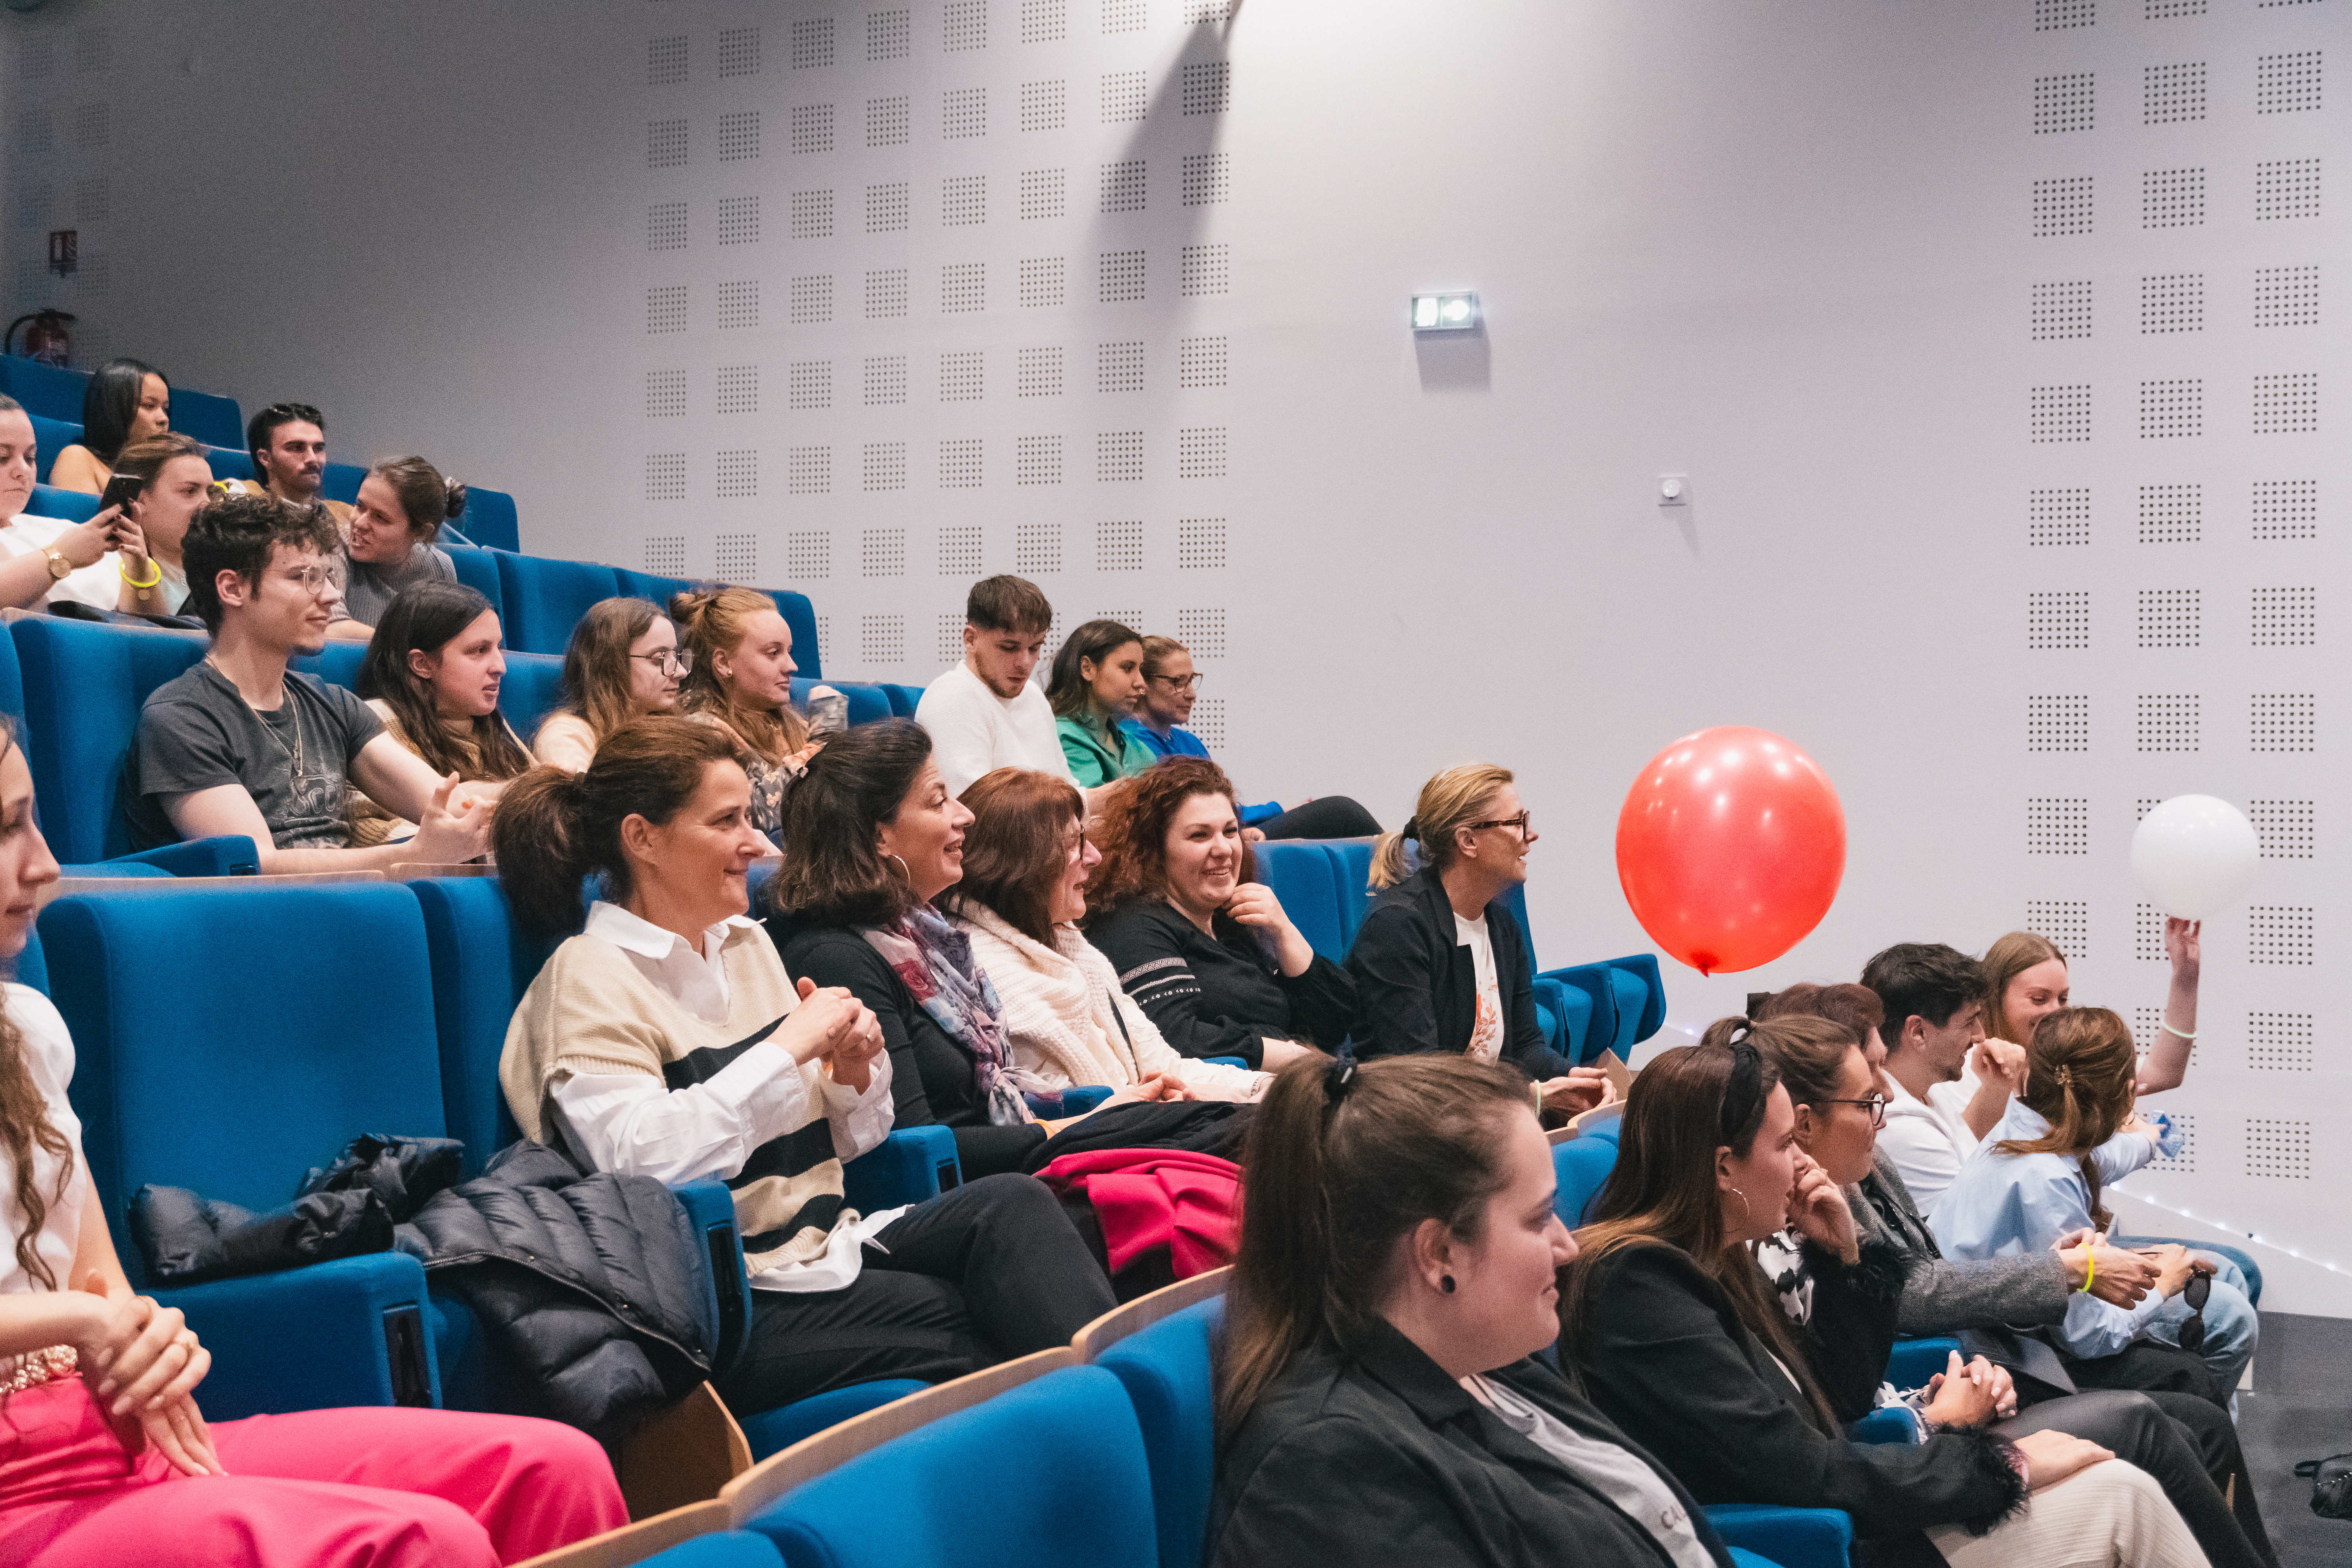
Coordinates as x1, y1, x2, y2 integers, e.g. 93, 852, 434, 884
116, 557, 162, 589
2079, 1247, 2096, 1295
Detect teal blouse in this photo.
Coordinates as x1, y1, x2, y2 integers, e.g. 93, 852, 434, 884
1057, 713, 1154, 787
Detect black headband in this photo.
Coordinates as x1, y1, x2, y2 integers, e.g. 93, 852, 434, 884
1720, 1038, 1765, 1148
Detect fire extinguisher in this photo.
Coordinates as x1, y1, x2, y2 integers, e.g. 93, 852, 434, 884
4, 310, 76, 367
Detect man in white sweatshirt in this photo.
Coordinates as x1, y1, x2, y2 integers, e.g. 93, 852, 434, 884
916, 574, 1098, 800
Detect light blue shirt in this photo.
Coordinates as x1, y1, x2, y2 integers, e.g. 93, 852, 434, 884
1930, 1101, 2167, 1361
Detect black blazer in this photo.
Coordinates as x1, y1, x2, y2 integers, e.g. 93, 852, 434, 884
1566, 1241, 2025, 1563
1089, 898, 1354, 1069
768, 918, 1047, 1180
1214, 1317, 1735, 1568
1343, 868, 1566, 1080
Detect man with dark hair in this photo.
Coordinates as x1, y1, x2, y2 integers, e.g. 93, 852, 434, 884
1860, 942, 2030, 1213
118, 491, 492, 871
236, 401, 351, 524
915, 573, 1091, 799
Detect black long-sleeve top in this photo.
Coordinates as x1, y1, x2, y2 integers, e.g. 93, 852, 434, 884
768, 917, 1046, 1180
1087, 899, 1354, 1070
1566, 1241, 2026, 1563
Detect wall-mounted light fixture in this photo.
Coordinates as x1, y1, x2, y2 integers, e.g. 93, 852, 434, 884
1410, 291, 1480, 332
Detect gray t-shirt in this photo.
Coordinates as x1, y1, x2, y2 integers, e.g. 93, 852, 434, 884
122, 662, 384, 850
1472, 1376, 1717, 1568
330, 542, 457, 628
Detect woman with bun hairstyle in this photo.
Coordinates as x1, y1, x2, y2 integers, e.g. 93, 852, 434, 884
1345, 763, 1607, 1117
1212, 1051, 1746, 1568
1562, 1027, 2211, 1568
670, 585, 847, 843
1936, 1007, 2256, 1395
0, 717, 628, 1565
1085, 756, 1349, 1070
323, 455, 465, 638
532, 598, 682, 773
349, 581, 530, 844
46, 358, 172, 495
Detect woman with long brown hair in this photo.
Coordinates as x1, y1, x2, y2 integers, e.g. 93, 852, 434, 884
1212, 1052, 1744, 1568
670, 585, 846, 842
0, 721, 627, 1564
1562, 1026, 2209, 1568
349, 581, 530, 843
1980, 925, 2201, 1097
1936, 1008, 2256, 1394
1083, 756, 1349, 1070
531, 597, 682, 772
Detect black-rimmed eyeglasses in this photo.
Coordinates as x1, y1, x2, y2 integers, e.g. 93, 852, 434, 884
1466, 811, 1532, 838
1820, 1094, 1889, 1128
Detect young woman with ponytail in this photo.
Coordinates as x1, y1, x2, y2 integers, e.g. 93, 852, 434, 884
1935, 1007, 2258, 1395
670, 585, 846, 842
1212, 1052, 1744, 1568
496, 717, 1113, 1423
1346, 762, 1608, 1117
323, 455, 466, 638
0, 720, 627, 1564
1561, 1025, 2209, 1568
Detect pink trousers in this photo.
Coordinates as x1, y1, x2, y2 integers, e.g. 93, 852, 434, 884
0, 1379, 627, 1566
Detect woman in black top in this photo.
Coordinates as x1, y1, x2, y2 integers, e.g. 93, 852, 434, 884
1214, 1052, 1740, 1568
1085, 757, 1352, 1070
1560, 1029, 2211, 1568
767, 720, 1169, 1179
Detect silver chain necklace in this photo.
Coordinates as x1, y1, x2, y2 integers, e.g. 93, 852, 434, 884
206, 657, 307, 777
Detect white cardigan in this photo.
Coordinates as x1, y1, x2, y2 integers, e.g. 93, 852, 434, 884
955, 906, 1267, 1101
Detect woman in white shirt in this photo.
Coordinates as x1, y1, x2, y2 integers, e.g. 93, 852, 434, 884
0, 396, 132, 614
494, 717, 1115, 1422
531, 597, 683, 773
945, 766, 1270, 1105
0, 720, 626, 1566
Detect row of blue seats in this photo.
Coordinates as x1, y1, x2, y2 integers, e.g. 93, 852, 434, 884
0, 351, 245, 451
10, 400, 524, 554
29, 873, 962, 1459
1250, 835, 1666, 1066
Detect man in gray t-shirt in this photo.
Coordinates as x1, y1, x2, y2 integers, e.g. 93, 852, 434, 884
117, 492, 494, 872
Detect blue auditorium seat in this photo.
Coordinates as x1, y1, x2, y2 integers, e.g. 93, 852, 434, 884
290, 640, 367, 690
1249, 839, 1347, 962
1705, 1505, 1855, 1568
491, 550, 625, 656
1553, 1134, 1619, 1226
10, 616, 207, 863
1885, 1336, 1965, 1388
1093, 1297, 1224, 1568
454, 486, 521, 553
24, 483, 99, 523
169, 385, 244, 451
25, 414, 77, 483
768, 589, 821, 679
881, 682, 925, 718
639, 1535, 784, 1568
16, 929, 44, 995
497, 649, 567, 735
0, 355, 89, 422
613, 567, 691, 614
40, 883, 446, 1416
744, 1365, 1157, 1568
203, 444, 256, 482
442, 543, 508, 623
793, 676, 892, 728
319, 459, 367, 505
736, 1378, 931, 1463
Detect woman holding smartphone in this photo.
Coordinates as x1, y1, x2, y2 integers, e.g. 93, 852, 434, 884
101, 434, 214, 619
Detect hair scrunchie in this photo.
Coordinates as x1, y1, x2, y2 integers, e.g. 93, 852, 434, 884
1321, 1056, 1357, 1106
1401, 816, 1421, 842
2052, 1064, 2075, 1088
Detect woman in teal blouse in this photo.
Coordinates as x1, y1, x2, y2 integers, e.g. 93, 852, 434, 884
1046, 619, 1155, 788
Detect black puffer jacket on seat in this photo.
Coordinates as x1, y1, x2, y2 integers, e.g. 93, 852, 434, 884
400, 1142, 716, 1443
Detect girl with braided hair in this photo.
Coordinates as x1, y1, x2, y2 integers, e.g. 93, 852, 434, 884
1935, 1007, 2257, 1392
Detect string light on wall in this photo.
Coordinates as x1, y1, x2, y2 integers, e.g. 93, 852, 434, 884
1410, 291, 1479, 331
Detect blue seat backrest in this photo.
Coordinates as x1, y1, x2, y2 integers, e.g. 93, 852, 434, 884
1325, 835, 1378, 947
1496, 882, 1544, 977
1250, 840, 1347, 962
612, 568, 690, 616
768, 589, 820, 679
442, 544, 507, 624
169, 386, 244, 451
795, 678, 893, 728
637, 1534, 784, 1568
498, 650, 567, 738
41, 884, 448, 1276
290, 641, 368, 693
319, 460, 367, 506
10, 617, 205, 863
0, 612, 27, 743
26, 415, 78, 484
454, 487, 521, 554
0, 356, 90, 423
16, 931, 45, 997
746, 1365, 1156, 1568
203, 445, 256, 483
880, 683, 924, 718
1096, 1296, 1226, 1568
26, 484, 99, 523
1554, 1136, 1619, 1226
492, 550, 625, 657
407, 877, 559, 1176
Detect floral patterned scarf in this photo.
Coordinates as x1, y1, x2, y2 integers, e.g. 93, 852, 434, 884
863, 904, 1034, 1126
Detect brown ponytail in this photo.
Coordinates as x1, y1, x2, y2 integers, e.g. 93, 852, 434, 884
1216, 1053, 1527, 1441
1995, 1006, 2137, 1231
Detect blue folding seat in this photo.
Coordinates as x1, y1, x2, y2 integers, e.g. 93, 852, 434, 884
639, 1535, 783, 1568
793, 677, 892, 728
203, 444, 256, 482
743, 1365, 1156, 1568
881, 682, 926, 718
15, 929, 44, 995
169, 385, 244, 451
442, 542, 508, 624
25, 483, 99, 523
613, 567, 691, 613
0, 355, 90, 422
10, 616, 208, 863
1249, 839, 1347, 962
454, 486, 521, 553
768, 590, 821, 679
319, 459, 368, 506
498, 649, 568, 736
492, 550, 624, 656
25, 414, 78, 483
40, 884, 446, 1417
291, 640, 367, 691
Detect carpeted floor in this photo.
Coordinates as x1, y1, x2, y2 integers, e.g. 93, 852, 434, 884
2243, 1312, 2352, 1567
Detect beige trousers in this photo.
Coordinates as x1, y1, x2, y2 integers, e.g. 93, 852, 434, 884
1927, 1459, 2210, 1568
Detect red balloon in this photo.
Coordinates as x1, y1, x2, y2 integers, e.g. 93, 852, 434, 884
1615, 726, 1846, 976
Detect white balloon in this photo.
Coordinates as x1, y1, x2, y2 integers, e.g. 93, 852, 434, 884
2130, 795, 2258, 919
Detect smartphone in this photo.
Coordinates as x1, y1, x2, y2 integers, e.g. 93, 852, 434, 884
99, 470, 142, 519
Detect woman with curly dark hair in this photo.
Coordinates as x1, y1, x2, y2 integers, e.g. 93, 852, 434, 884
1083, 757, 1351, 1070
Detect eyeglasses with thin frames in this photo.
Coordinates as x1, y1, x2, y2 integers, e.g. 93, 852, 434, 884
1820, 1094, 1889, 1128
279, 564, 336, 598
1152, 673, 1203, 691
633, 649, 693, 675
1466, 811, 1533, 839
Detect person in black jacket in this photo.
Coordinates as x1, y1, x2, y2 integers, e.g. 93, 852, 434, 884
1085, 756, 1353, 1069
1214, 1051, 1743, 1568
1561, 1031, 2212, 1568
1345, 762, 1606, 1117
767, 720, 1177, 1179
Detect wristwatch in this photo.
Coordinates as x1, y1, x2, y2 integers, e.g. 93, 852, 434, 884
42, 548, 69, 581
